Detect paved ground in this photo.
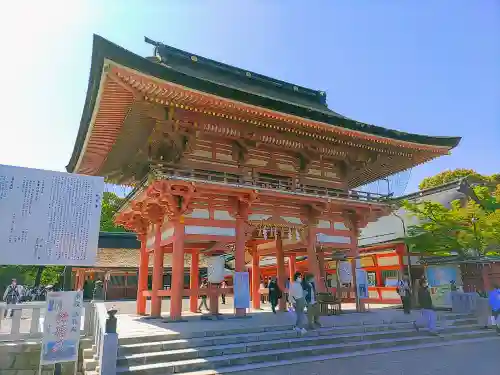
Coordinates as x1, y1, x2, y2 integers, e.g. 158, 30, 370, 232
0, 298, 409, 339
102, 297, 396, 315
235, 339, 500, 375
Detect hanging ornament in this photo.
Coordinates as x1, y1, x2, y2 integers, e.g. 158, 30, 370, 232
263, 227, 268, 240
288, 228, 292, 240
296, 229, 301, 241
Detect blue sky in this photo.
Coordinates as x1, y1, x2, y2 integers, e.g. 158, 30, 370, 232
0, 1, 498, 193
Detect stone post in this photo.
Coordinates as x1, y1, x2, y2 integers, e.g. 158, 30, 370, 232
99, 309, 118, 375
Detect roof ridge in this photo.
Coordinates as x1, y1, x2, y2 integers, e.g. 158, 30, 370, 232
144, 36, 328, 107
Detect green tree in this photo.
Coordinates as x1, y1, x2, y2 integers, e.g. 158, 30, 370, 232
418, 169, 490, 190
403, 186, 500, 258
100, 191, 127, 232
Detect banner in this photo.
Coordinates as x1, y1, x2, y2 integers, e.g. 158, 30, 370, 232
0, 164, 104, 266
41, 291, 83, 365
233, 272, 250, 309
355, 269, 369, 299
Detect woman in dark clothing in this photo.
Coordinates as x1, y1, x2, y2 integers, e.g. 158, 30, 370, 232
414, 279, 437, 334
268, 277, 281, 314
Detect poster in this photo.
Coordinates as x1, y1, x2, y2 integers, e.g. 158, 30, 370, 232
233, 272, 250, 309
355, 269, 369, 299
426, 266, 459, 308
0, 164, 104, 266
41, 291, 83, 365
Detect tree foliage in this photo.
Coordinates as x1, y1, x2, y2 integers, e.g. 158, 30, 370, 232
403, 185, 500, 258
100, 191, 127, 232
418, 169, 497, 190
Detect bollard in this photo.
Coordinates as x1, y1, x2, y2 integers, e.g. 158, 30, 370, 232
105, 308, 117, 333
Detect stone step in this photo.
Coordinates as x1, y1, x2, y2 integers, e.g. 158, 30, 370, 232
117, 324, 475, 367
115, 327, 493, 374
118, 312, 475, 345
118, 317, 477, 355
180, 335, 499, 375
118, 324, 294, 345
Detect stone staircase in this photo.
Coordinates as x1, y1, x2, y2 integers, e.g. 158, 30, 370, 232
84, 314, 496, 375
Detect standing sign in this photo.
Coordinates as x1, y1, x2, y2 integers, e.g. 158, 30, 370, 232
233, 272, 250, 309
355, 269, 369, 299
0, 164, 104, 266
40, 291, 83, 365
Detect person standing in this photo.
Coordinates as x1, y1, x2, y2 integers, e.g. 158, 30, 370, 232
289, 272, 307, 334
197, 280, 209, 312
303, 273, 321, 329
397, 274, 412, 314
268, 277, 281, 314
92, 279, 104, 301
488, 284, 500, 333
220, 280, 227, 305
414, 279, 438, 334
285, 278, 292, 311
3, 279, 21, 318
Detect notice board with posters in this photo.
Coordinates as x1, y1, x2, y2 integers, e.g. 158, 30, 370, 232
40, 291, 84, 365
0, 164, 104, 266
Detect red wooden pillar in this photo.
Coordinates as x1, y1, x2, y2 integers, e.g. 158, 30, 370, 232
317, 252, 326, 292
137, 236, 149, 315
151, 224, 164, 317
288, 255, 296, 282
350, 219, 364, 312
170, 219, 186, 320
306, 220, 321, 287
235, 202, 248, 317
189, 251, 200, 313
481, 264, 491, 291
252, 251, 261, 310
396, 242, 406, 275
276, 233, 286, 311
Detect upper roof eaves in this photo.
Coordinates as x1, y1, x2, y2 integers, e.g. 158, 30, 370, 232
66, 35, 461, 173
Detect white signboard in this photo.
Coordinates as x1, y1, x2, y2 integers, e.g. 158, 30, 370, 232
41, 291, 83, 365
207, 255, 225, 283
338, 261, 352, 284
0, 164, 103, 266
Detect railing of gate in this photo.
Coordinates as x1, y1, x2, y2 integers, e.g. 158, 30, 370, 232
91, 302, 118, 375
0, 302, 119, 375
0, 301, 94, 341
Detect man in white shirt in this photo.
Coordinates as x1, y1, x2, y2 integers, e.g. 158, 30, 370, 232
397, 274, 412, 314
289, 272, 307, 334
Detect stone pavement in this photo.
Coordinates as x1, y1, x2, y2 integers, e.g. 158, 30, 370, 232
234, 338, 500, 375
0, 297, 448, 340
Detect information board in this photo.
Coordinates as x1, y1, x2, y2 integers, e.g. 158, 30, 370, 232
41, 291, 83, 365
0, 164, 104, 266
233, 272, 250, 309
355, 269, 369, 299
